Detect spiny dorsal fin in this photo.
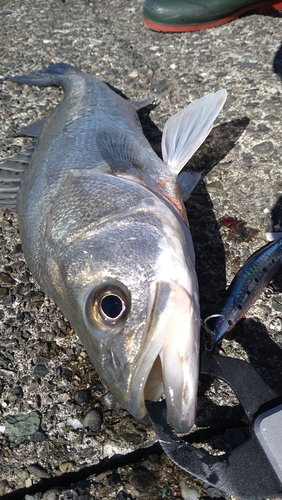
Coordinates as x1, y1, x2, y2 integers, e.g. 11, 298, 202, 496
162, 90, 227, 174
131, 98, 154, 111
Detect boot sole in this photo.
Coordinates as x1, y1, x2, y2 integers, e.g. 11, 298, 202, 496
143, 0, 282, 32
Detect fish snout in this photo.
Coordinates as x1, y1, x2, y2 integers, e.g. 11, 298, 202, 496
81, 277, 200, 433
129, 280, 200, 433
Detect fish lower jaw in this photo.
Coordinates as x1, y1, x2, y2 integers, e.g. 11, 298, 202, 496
127, 280, 200, 433
142, 347, 197, 434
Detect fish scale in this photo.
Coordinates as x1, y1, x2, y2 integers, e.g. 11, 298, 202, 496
0, 63, 226, 433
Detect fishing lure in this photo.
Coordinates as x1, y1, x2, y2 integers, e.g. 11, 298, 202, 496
203, 237, 282, 347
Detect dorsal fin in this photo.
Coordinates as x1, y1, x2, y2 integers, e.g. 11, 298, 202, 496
131, 98, 154, 111
11, 118, 46, 138
162, 90, 227, 174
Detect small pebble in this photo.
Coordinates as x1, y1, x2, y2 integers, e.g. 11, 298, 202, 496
25, 478, 32, 488
91, 379, 104, 391
252, 140, 274, 155
59, 461, 75, 473
179, 480, 198, 500
269, 316, 282, 329
66, 417, 83, 430
119, 431, 142, 446
263, 113, 280, 122
11, 260, 25, 271
257, 124, 269, 133
82, 409, 102, 432
206, 180, 223, 192
33, 364, 49, 378
36, 356, 49, 365
0, 272, 15, 285
27, 464, 51, 479
107, 470, 121, 487
128, 70, 138, 78
42, 488, 65, 500
5, 411, 41, 444
13, 386, 23, 397
74, 389, 91, 406
0, 288, 9, 299
31, 430, 47, 443
205, 486, 225, 498
62, 366, 73, 380
129, 467, 155, 492
102, 441, 119, 457
28, 381, 39, 392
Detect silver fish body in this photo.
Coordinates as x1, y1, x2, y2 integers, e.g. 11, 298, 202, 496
0, 64, 226, 432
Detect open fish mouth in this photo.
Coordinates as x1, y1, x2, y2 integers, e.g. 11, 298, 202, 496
128, 280, 200, 434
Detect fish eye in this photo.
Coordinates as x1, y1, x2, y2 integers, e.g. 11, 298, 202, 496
99, 293, 126, 321
85, 281, 130, 329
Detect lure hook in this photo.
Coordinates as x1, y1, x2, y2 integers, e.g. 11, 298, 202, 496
264, 285, 281, 298
201, 314, 225, 351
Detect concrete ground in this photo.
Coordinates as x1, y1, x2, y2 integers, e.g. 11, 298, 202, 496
1, 1, 282, 499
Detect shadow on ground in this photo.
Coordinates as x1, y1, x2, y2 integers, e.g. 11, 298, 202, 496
140, 107, 250, 320
273, 41, 282, 79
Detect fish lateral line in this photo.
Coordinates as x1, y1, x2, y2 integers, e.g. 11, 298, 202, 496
0, 63, 227, 433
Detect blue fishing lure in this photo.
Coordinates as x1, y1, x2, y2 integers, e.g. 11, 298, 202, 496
204, 237, 282, 347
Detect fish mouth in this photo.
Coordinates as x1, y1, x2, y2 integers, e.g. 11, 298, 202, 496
129, 280, 200, 434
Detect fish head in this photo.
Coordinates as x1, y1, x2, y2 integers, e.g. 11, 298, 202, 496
54, 181, 200, 434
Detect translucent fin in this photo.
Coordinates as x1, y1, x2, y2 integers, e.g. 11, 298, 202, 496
0, 143, 35, 210
178, 171, 201, 202
11, 118, 45, 138
162, 90, 227, 174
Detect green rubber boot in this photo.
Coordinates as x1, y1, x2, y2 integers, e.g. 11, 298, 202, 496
143, 0, 282, 32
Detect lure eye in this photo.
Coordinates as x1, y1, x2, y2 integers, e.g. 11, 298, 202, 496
85, 281, 130, 330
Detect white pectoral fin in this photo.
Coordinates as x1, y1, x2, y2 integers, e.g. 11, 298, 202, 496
178, 171, 201, 201
162, 89, 227, 174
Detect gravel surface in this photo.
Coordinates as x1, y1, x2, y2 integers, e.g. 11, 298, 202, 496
1, 1, 282, 499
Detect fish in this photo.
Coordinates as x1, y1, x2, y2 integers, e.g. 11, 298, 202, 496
0, 63, 226, 433
203, 237, 282, 348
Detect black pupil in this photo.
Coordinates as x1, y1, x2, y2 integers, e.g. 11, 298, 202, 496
101, 294, 123, 319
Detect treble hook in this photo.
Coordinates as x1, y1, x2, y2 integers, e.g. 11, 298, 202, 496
201, 314, 225, 351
